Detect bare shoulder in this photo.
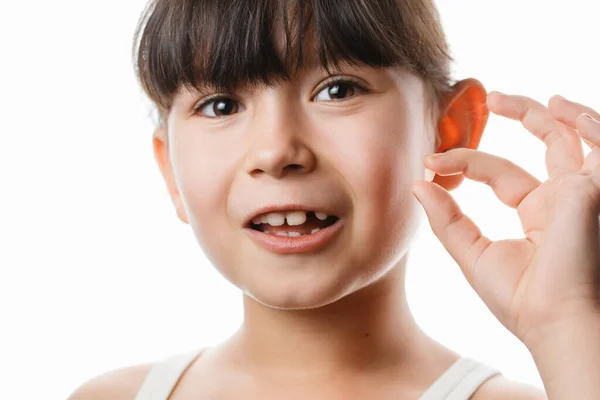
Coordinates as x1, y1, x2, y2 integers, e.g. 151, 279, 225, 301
471, 374, 547, 400
67, 362, 153, 400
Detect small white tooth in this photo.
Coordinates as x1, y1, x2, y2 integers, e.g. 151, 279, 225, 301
286, 211, 307, 226
311, 228, 321, 234
252, 217, 262, 225
263, 230, 270, 234
315, 212, 328, 221
266, 212, 285, 226
288, 232, 301, 237
275, 232, 288, 237
260, 214, 268, 224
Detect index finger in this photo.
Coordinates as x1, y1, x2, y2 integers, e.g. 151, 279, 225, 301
548, 95, 600, 150
425, 148, 541, 209
548, 95, 600, 129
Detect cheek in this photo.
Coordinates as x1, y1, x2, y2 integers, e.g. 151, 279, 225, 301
171, 131, 239, 250
321, 111, 418, 205
320, 112, 423, 260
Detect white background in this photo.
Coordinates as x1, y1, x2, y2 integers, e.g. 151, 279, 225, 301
1, 1, 598, 399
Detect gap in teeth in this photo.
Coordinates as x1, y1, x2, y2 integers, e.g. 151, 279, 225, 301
252, 210, 329, 226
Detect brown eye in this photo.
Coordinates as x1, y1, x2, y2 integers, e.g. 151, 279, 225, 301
330, 84, 354, 99
314, 79, 364, 102
195, 97, 244, 118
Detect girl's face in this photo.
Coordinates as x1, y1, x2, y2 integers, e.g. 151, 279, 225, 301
160, 61, 438, 309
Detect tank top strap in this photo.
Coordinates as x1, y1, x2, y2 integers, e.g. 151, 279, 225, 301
134, 348, 205, 400
418, 357, 501, 400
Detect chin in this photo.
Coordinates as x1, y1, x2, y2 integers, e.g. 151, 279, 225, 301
242, 263, 370, 311
248, 291, 346, 311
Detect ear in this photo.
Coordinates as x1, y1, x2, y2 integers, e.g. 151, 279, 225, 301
432, 78, 489, 191
153, 128, 189, 224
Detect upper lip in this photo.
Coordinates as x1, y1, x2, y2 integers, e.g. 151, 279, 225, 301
243, 204, 341, 227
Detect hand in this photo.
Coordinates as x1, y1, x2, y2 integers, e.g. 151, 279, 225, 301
411, 91, 600, 349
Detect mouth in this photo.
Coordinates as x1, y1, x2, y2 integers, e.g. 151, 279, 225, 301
244, 209, 343, 254
248, 210, 339, 236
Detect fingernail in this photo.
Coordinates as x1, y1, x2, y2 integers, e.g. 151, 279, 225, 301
583, 113, 598, 123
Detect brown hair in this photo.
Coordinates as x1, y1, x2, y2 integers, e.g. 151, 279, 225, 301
132, 0, 454, 128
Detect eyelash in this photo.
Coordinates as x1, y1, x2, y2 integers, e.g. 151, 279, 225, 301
192, 77, 367, 117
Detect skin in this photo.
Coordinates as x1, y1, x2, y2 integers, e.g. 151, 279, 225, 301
67, 77, 550, 399
414, 93, 600, 399
142, 60, 545, 398
68, 29, 587, 400
155, 57, 483, 372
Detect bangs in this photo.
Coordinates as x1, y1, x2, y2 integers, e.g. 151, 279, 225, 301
133, 0, 453, 121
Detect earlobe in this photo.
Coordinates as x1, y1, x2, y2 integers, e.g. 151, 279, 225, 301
175, 199, 189, 224
152, 128, 189, 225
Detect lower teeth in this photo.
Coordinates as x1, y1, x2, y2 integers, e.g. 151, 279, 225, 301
279, 232, 300, 237
262, 227, 321, 237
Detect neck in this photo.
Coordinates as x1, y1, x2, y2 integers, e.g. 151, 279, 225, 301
230, 257, 434, 377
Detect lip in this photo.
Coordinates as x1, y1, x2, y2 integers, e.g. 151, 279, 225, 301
243, 204, 340, 227
244, 218, 344, 254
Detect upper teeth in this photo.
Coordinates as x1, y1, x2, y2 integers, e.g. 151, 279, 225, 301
315, 212, 327, 220
252, 210, 329, 226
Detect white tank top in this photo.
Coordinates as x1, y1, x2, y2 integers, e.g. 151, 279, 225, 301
134, 348, 501, 400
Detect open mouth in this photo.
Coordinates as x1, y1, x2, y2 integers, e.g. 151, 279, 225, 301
248, 210, 339, 237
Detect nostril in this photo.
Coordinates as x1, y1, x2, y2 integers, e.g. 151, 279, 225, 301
285, 164, 304, 172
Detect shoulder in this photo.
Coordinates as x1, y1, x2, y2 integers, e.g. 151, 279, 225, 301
67, 362, 153, 400
471, 374, 547, 400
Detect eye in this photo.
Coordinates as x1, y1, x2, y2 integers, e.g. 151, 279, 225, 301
193, 96, 245, 118
313, 78, 366, 102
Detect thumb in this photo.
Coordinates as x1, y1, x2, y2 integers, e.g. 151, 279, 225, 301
411, 180, 435, 210
410, 180, 492, 290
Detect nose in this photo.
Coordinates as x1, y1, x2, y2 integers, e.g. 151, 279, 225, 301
243, 99, 316, 179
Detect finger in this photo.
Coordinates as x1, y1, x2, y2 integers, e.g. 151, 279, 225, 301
577, 114, 600, 147
582, 137, 595, 151
592, 163, 600, 194
548, 95, 600, 132
582, 148, 600, 174
577, 114, 600, 172
548, 95, 599, 151
425, 148, 541, 209
411, 180, 492, 291
488, 91, 584, 176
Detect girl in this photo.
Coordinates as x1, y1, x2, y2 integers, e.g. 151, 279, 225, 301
70, 0, 600, 398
